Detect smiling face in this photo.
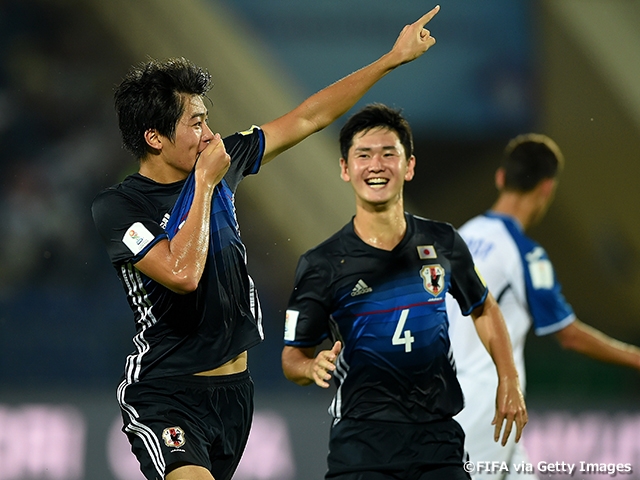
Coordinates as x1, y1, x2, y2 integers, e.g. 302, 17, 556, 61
340, 127, 415, 210
142, 94, 214, 183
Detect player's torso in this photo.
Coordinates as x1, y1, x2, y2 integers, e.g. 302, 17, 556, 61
115, 176, 259, 380
323, 217, 464, 422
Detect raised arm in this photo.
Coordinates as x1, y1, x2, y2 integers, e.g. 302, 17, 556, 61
471, 293, 528, 446
555, 319, 640, 370
260, 6, 440, 163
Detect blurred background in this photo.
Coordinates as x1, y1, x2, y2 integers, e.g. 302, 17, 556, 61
1, 0, 639, 478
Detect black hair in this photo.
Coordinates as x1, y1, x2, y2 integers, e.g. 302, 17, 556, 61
114, 57, 212, 159
501, 133, 564, 192
339, 103, 413, 161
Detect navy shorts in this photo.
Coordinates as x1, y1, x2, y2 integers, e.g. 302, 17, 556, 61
326, 417, 470, 480
118, 370, 254, 480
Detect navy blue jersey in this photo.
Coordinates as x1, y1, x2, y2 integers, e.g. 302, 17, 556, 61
284, 213, 487, 423
92, 127, 265, 383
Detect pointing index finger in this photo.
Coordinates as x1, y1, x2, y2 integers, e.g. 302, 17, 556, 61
417, 5, 440, 27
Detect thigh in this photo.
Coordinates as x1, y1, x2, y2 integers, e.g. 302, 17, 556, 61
119, 378, 214, 480
119, 372, 254, 480
207, 373, 254, 480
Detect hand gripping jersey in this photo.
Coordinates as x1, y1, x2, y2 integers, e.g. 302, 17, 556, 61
92, 127, 265, 383
284, 214, 488, 424
447, 212, 575, 474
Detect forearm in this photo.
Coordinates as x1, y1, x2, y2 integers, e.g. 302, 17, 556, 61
135, 178, 215, 294
472, 294, 528, 444
298, 53, 399, 131
473, 297, 519, 382
556, 320, 640, 370
165, 181, 213, 288
262, 57, 397, 162
261, 7, 439, 162
281, 346, 315, 386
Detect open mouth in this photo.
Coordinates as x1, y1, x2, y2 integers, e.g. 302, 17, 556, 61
365, 178, 389, 188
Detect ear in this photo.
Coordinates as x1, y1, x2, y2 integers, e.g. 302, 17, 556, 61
144, 129, 163, 151
495, 167, 506, 190
538, 177, 556, 199
404, 155, 416, 182
339, 158, 350, 182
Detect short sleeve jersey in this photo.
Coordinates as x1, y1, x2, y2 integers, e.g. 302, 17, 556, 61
91, 127, 265, 383
447, 212, 575, 466
447, 211, 575, 391
284, 213, 488, 424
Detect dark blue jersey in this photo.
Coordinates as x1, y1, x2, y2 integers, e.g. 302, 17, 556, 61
284, 214, 487, 423
92, 127, 265, 383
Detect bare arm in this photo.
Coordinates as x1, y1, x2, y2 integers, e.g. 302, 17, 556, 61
260, 6, 440, 163
282, 341, 342, 388
134, 136, 230, 294
471, 293, 528, 446
554, 319, 640, 370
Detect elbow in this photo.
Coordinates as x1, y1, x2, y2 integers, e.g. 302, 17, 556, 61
282, 368, 310, 386
555, 327, 579, 351
290, 372, 314, 387
167, 276, 200, 295
281, 359, 308, 385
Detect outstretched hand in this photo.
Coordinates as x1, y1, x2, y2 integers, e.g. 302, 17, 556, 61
492, 377, 528, 446
388, 5, 440, 66
309, 341, 342, 388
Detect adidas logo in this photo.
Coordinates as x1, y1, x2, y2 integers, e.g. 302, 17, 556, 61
351, 279, 373, 297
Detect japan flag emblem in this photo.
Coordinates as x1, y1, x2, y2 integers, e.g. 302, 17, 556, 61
417, 245, 437, 259
162, 426, 186, 448
420, 265, 445, 296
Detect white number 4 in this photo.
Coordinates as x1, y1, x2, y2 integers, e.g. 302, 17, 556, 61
392, 309, 415, 353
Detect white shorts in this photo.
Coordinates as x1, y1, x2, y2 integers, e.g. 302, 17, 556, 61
454, 374, 537, 480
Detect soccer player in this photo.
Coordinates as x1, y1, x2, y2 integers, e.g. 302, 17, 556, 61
281, 104, 527, 480
447, 133, 640, 480
91, 8, 441, 480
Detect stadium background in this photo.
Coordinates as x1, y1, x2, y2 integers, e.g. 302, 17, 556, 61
1, 0, 639, 478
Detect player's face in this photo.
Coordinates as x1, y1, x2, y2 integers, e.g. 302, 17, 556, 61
159, 94, 214, 178
340, 127, 415, 209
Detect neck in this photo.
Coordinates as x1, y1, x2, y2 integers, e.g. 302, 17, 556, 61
139, 157, 188, 184
353, 200, 407, 251
490, 191, 539, 231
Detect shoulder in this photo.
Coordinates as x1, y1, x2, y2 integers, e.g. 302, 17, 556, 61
223, 126, 264, 155
92, 181, 131, 217
92, 175, 149, 214
458, 214, 498, 236
408, 213, 459, 248
302, 223, 350, 263
459, 215, 524, 275
409, 213, 455, 232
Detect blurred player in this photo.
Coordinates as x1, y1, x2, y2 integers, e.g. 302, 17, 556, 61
447, 133, 640, 480
282, 104, 527, 480
92, 7, 441, 480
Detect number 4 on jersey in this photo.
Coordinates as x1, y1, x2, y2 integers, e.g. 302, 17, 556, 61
392, 309, 415, 353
